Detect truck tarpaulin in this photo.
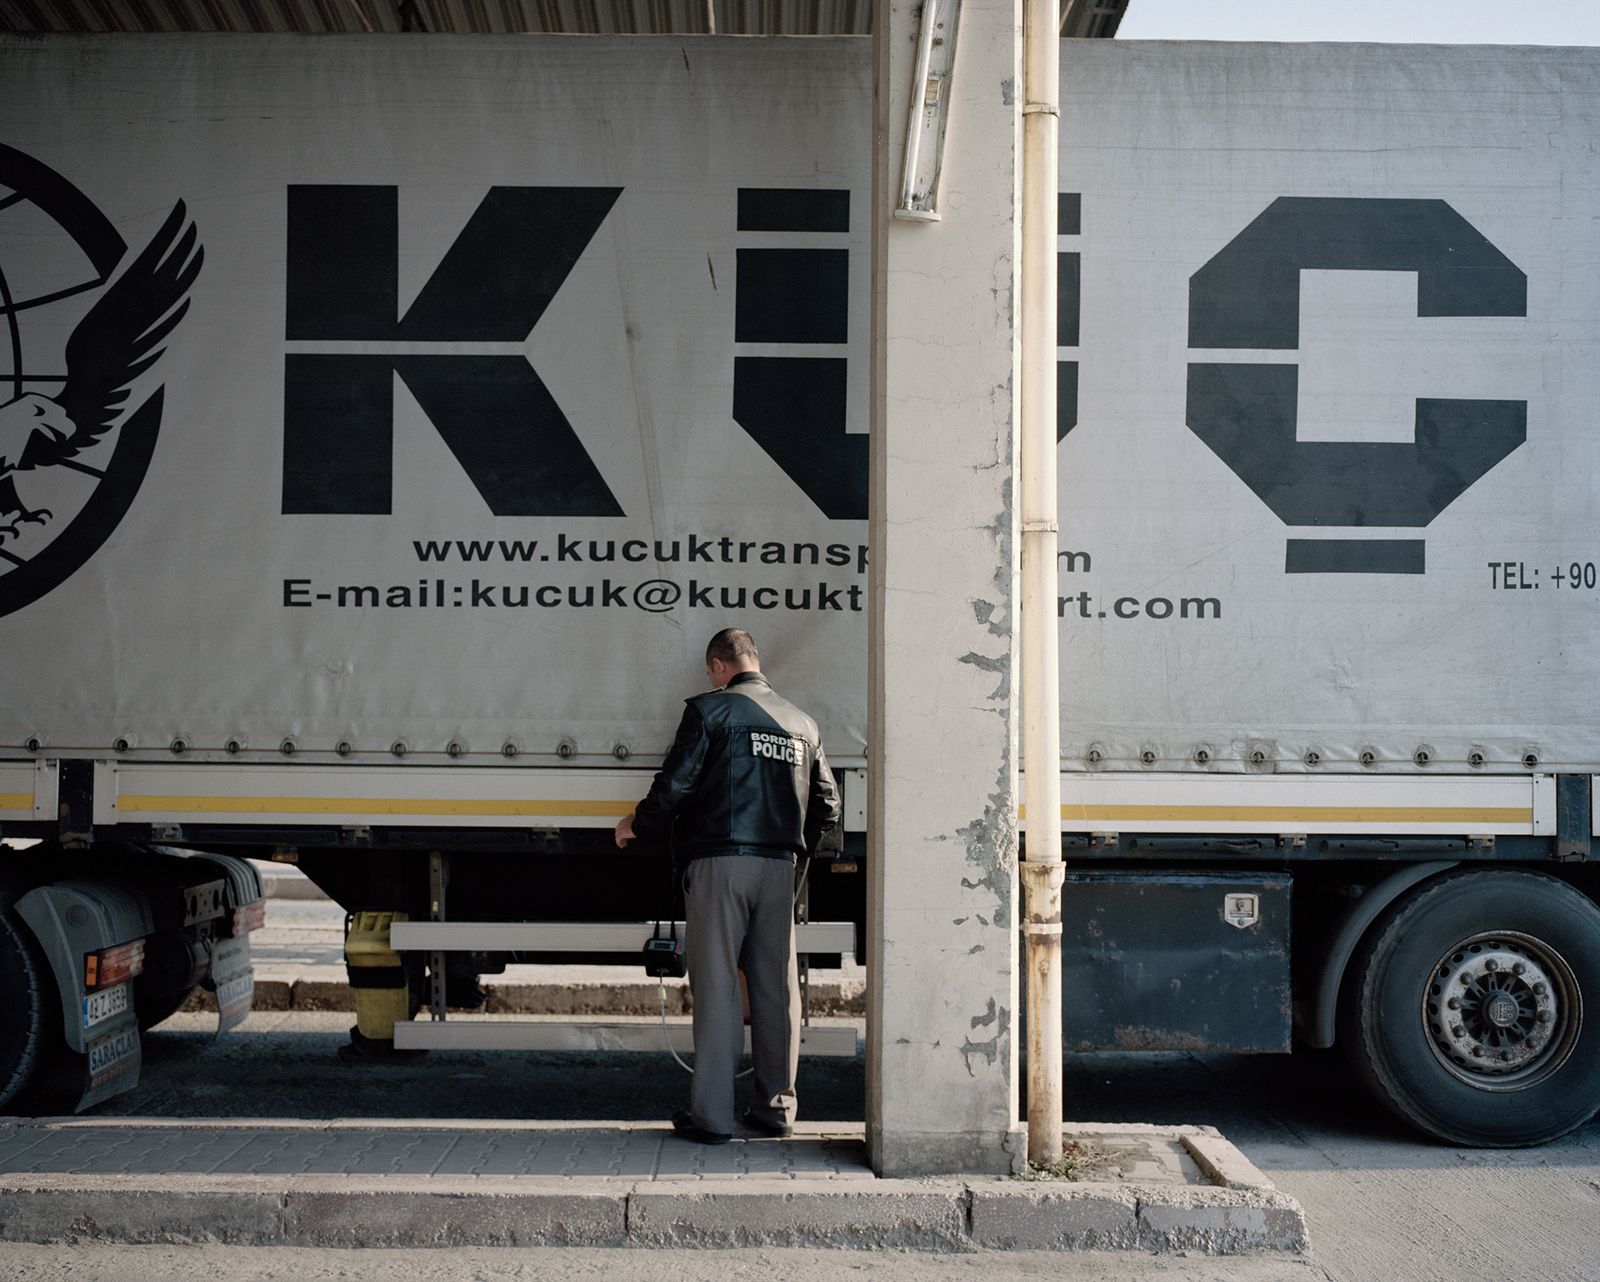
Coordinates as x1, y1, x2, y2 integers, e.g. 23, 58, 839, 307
0, 37, 1594, 774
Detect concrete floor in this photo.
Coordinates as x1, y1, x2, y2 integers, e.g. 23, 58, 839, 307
0, 1243, 1325, 1281
70, 1009, 1600, 1281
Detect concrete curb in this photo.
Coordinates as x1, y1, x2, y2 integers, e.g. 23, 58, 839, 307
257, 875, 327, 901
0, 1170, 1308, 1253
967, 1181, 1141, 1250
252, 865, 326, 901
184, 976, 867, 1017
0, 1174, 627, 1248
1134, 1184, 1308, 1255
627, 1179, 970, 1249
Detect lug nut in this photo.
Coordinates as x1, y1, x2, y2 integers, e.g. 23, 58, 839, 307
1534, 983, 1547, 996
1472, 1046, 1484, 1057
1512, 962, 1525, 976
1451, 1025, 1464, 1038
1447, 997, 1461, 1010
1537, 1011, 1552, 1024
1485, 959, 1499, 972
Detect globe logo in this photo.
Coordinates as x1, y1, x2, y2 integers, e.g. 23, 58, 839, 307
0, 144, 201, 618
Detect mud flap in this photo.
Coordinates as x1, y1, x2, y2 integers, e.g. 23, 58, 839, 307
206, 933, 254, 1035
79, 1015, 141, 1111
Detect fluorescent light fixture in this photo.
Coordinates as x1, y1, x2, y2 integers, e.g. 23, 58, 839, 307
896, 0, 963, 221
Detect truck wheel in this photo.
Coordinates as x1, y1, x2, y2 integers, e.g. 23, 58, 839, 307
1342, 869, 1600, 1146
0, 905, 49, 1110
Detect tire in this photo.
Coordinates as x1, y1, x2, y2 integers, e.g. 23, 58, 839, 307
1341, 869, 1600, 1146
0, 903, 50, 1110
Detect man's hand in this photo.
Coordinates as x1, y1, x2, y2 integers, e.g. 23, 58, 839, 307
614, 812, 637, 848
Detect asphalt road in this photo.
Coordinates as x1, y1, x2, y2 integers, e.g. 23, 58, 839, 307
74, 1010, 1600, 1281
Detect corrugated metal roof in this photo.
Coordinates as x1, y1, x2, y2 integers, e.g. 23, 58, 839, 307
0, 0, 1123, 36
0, 1, 858, 34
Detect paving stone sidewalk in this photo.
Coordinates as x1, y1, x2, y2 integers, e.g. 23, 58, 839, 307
0, 1120, 872, 1181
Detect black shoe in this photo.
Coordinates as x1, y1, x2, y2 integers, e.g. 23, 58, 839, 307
336, 1026, 427, 1063
740, 1109, 794, 1139
671, 1110, 732, 1145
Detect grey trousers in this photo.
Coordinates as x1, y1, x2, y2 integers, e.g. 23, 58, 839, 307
683, 854, 800, 1136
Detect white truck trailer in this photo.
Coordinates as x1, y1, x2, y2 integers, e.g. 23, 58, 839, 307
0, 35, 1596, 1145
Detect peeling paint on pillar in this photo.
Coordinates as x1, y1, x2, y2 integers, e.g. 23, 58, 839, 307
958, 812, 1013, 899
989, 476, 1017, 624
953, 771, 1018, 1087
962, 998, 1012, 1076
955, 717, 1018, 903
958, 649, 1009, 702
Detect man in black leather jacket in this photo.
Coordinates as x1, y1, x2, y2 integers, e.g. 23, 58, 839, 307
615, 628, 841, 1143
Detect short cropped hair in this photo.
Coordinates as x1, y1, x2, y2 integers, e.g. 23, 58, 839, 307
706, 628, 759, 666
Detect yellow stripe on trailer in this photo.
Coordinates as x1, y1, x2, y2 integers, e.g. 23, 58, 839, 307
1020, 803, 1532, 825
0, 792, 33, 811
115, 795, 635, 818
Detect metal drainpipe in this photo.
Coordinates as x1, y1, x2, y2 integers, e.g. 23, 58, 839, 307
1019, 0, 1064, 1168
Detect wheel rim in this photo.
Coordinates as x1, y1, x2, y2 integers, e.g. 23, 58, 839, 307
1422, 930, 1583, 1091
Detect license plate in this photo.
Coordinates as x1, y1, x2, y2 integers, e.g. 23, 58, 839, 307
87, 1023, 139, 1086
82, 983, 129, 1031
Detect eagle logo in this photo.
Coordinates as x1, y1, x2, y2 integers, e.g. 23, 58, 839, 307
0, 145, 202, 618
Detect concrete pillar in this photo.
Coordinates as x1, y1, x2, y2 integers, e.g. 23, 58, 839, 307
866, 0, 1023, 1176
